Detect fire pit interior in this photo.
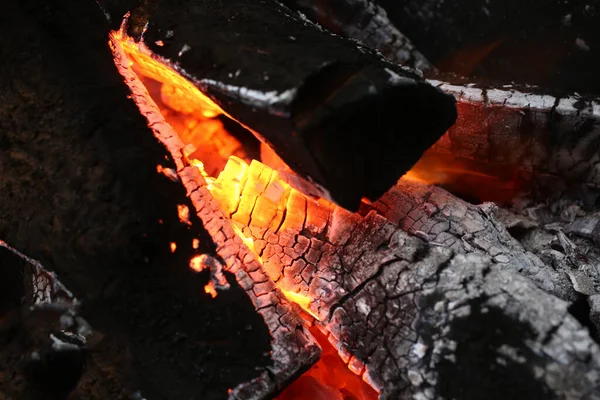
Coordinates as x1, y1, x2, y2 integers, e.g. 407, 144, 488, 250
2, 0, 600, 399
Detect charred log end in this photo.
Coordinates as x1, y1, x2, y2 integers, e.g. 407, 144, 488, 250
293, 65, 458, 210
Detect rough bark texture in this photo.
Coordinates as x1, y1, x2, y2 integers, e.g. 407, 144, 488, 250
417, 76, 600, 203
99, 0, 457, 211
277, 0, 432, 70
204, 157, 600, 398
324, 243, 600, 400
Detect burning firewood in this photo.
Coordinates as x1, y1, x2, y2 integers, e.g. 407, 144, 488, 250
4, 0, 600, 398
419, 75, 600, 203
110, 38, 600, 395
97, 0, 457, 211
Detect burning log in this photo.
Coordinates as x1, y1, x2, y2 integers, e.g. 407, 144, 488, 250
97, 0, 457, 211
277, 0, 433, 70
109, 14, 600, 392
281, 1, 600, 204
413, 76, 600, 202
199, 156, 600, 395
196, 157, 600, 397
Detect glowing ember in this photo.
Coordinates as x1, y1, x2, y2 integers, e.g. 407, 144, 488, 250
170, 242, 177, 253
157, 164, 178, 182
280, 290, 319, 320
277, 326, 378, 400
204, 281, 218, 298
189, 255, 207, 272
404, 150, 525, 204
178, 204, 192, 225
192, 238, 200, 249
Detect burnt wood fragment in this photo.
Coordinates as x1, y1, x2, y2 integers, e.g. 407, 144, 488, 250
277, 0, 432, 70
422, 75, 600, 201
98, 0, 457, 211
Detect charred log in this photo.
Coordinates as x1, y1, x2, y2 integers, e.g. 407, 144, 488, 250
287, 0, 600, 94
201, 158, 600, 397
405, 75, 600, 203
98, 0, 457, 211
277, 0, 432, 70
325, 242, 600, 399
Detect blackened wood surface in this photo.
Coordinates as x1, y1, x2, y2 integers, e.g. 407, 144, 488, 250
0, 1, 281, 398
99, 0, 457, 211
376, 0, 600, 94
278, 0, 432, 70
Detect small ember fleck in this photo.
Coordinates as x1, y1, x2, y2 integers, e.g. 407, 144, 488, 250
157, 165, 179, 182
204, 281, 218, 298
177, 204, 192, 225
192, 238, 200, 249
170, 242, 177, 252
155, 40, 164, 47
189, 254, 208, 272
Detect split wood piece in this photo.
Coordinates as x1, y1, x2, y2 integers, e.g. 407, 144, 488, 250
0, 242, 126, 399
418, 75, 600, 200
371, 180, 577, 300
277, 0, 432, 70
111, 37, 321, 400
209, 159, 600, 398
98, 0, 457, 211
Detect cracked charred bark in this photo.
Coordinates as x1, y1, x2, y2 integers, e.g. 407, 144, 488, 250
203, 158, 600, 397
423, 77, 600, 200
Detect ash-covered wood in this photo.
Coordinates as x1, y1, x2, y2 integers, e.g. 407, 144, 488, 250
416, 75, 600, 202
277, 0, 432, 70
205, 158, 600, 398
326, 242, 600, 399
370, 181, 577, 300
99, 0, 457, 211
